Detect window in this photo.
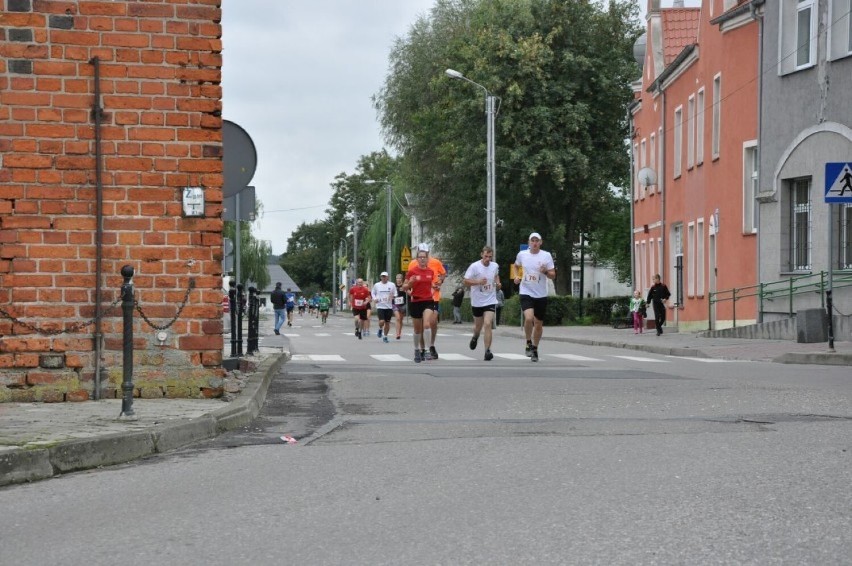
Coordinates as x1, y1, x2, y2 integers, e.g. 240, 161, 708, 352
674, 106, 683, 178
687, 222, 695, 297
649, 238, 656, 288
672, 224, 683, 304
828, 0, 852, 60
687, 95, 695, 170
658, 239, 663, 279
841, 204, 852, 269
658, 127, 664, 194
640, 138, 647, 199
849, 0, 852, 53
650, 132, 656, 186
790, 178, 812, 271
696, 89, 705, 166
743, 144, 759, 234
796, 0, 816, 68
712, 75, 721, 160
696, 219, 705, 296
633, 143, 640, 201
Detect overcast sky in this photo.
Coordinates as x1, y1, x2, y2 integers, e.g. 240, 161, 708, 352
221, 1, 676, 255
221, 0, 436, 254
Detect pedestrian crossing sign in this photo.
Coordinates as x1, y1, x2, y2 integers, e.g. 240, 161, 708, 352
825, 162, 852, 203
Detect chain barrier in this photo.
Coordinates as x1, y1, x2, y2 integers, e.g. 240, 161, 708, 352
0, 279, 196, 335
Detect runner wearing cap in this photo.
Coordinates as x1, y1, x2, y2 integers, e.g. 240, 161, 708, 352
371, 272, 396, 343
513, 232, 556, 362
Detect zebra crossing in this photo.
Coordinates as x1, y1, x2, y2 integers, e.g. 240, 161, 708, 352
288, 352, 741, 363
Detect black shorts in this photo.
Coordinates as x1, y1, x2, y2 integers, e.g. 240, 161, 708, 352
376, 308, 393, 322
519, 295, 548, 321
471, 304, 496, 318
352, 308, 368, 320
408, 300, 434, 319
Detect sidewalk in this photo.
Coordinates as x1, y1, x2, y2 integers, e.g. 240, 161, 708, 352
2, 315, 849, 487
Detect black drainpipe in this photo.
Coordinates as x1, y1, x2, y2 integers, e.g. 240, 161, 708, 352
90, 57, 105, 399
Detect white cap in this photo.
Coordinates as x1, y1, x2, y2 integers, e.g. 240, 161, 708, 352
417, 243, 430, 252
380, 271, 389, 277
529, 232, 542, 241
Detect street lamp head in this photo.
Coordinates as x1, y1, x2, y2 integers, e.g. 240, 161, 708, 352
445, 68, 464, 80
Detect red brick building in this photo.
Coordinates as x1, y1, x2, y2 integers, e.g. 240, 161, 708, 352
0, 0, 225, 402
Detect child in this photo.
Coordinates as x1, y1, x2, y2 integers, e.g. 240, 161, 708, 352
630, 290, 645, 334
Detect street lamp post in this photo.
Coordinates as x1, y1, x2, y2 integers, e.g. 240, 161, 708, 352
445, 68, 497, 260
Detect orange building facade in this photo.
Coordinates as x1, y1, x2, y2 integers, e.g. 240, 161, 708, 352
630, 0, 760, 331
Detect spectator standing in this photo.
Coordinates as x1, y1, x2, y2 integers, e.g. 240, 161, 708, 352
495, 286, 505, 327
451, 286, 465, 324
629, 290, 645, 334
270, 282, 286, 335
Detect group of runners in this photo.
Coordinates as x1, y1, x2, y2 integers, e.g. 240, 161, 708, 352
270, 284, 332, 334
346, 233, 556, 363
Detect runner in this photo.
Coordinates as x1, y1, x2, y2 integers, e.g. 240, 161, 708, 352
393, 273, 408, 340
284, 288, 296, 327
513, 232, 556, 362
403, 248, 437, 362
416, 243, 446, 359
317, 293, 330, 324
371, 272, 396, 343
348, 278, 371, 339
463, 246, 501, 361
361, 279, 372, 336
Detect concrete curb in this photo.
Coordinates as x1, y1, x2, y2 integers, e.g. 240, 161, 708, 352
0, 349, 290, 488
774, 352, 852, 365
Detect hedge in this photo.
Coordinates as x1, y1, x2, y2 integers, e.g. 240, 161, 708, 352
437, 295, 632, 326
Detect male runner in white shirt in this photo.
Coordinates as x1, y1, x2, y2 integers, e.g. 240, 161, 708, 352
463, 246, 501, 361
512, 232, 556, 362
371, 272, 396, 343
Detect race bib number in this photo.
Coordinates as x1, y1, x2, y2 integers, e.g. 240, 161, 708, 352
394, 296, 404, 305
480, 283, 493, 292
354, 299, 365, 307
524, 273, 540, 283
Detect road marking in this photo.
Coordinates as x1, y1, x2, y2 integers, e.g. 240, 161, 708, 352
672, 356, 740, 363
493, 353, 529, 360
282, 333, 300, 337
549, 354, 603, 362
315, 333, 331, 337
612, 355, 667, 363
371, 354, 410, 362
439, 353, 476, 361
291, 354, 346, 362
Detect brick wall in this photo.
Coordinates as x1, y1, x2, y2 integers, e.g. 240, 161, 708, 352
0, 0, 225, 402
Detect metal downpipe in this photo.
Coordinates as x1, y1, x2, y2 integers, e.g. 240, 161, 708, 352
90, 56, 105, 400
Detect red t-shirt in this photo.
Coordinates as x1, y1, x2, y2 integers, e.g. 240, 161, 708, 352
348, 285, 371, 310
406, 264, 435, 302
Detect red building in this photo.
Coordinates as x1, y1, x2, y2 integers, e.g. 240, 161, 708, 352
630, 0, 760, 331
0, 0, 225, 401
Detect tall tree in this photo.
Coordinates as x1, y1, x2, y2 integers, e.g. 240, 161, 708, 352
279, 220, 335, 292
224, 216, 272, 290
375, 0, 640, 291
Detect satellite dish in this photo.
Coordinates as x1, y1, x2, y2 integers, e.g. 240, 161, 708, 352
638, 167, 657, 187
223, 120, 257, 197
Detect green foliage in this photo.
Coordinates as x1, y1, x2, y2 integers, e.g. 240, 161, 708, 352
224, 220, 272, 289
280, 220, 336, 292
498, 293, 631, 326
375, 0, 642, 289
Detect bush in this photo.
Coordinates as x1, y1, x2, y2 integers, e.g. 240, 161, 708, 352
497, 294, 631, 326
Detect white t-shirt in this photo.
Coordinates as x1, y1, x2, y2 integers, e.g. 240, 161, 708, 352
371, 281, 397, 309
514, 249, 554, 298
464, 260, 500, 307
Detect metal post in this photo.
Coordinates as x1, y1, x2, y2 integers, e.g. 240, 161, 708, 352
236, 283, 245, 356
826, 289, 835, 352
332, 247, 337, 315
386, 183, 392, 274
247, 286, 259, 355
119, 265, 135, 418
353, 209, 359, 282
228, 280, 237, 357
732, 287, 738, 328
486, 94, 496, 260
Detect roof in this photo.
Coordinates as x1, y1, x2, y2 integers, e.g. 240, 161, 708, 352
250, 255, 300, 294
661, 8, 700, 66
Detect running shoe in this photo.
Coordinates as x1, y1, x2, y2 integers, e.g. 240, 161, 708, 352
377, 329, 383, 338
469, 335, 478, 350
396, 335, 401, 340
422, 349, 431, 361
414, 349, 422, 363
383, 336, 389, 343
355, 329, 361, 339
530, 347, 539, 362
429, 346, 438, 360
525, 341, 533, 357
484, 349, 493, 361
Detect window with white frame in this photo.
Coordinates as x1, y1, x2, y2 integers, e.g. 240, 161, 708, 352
841, 203, 852, 269
674, 106, 683, 178
790, 178, 812, 271
687, 95, 695, 170
650, 132, 656, 186
712, 75, 721, 160
640, 138, 647, 199
633, 142, 640, 201
828, 0, 852, 60
658, 127, 664, 193
696, 88, 705, 165
687, 222, 695, 297
649, 238, 655, 287
635, 241, 642, 290
796, 0, 816, 68
658, 239, 663, 279
672, 224, 683, 302
849, 0, 852, 53
743, 143, 759, 234
780, 0, 817, 72
696, 219, 705, 296
640, 240, 648, 290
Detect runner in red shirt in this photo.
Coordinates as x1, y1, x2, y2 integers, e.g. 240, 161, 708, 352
403, 248, 437, 363
348, 278, 372, 339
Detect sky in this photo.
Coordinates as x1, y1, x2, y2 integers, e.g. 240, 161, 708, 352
221, 0, 436, 255
220, 1, 684, 255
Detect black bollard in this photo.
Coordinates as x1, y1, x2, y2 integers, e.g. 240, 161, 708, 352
120, 265, 135, 417
247, 286, 259, 355
827, 289, 835, 352
228, 280, 237, 358
236, 283, 245, 356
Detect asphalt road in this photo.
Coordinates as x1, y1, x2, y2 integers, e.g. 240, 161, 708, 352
1, 315, 850, 565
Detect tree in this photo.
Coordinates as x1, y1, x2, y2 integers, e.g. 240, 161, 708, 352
375, 0, 640, 291
224, 217, 272, 290
279, 220, 335, 292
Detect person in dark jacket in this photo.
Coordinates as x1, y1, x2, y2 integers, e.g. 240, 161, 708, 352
646, 274, 671, 336
270, 282, 286, 335
451, 286, 465, 324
